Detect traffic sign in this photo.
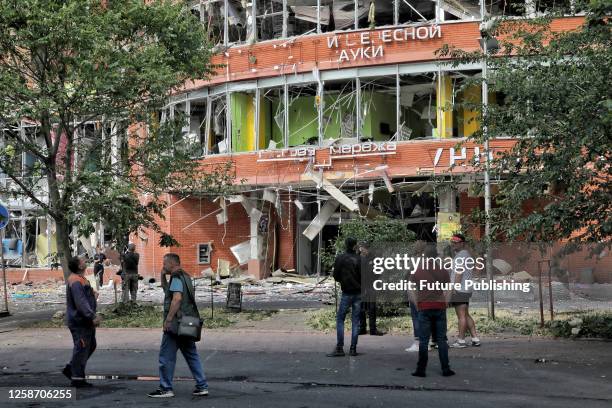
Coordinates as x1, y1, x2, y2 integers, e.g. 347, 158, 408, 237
0, 204, 9, 230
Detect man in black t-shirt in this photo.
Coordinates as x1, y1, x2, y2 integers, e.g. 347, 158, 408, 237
122, 243, 140, 302
93, 246, 107, 288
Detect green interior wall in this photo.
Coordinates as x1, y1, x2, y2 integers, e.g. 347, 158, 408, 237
254, 90, 396, 148
361, 92, 397, 141
231, 93, 251, 152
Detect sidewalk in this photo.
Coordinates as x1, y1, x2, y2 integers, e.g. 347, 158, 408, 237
0, 328, 610, 407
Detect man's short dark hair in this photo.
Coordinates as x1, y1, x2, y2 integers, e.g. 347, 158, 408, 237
68, 256, 81, 273
164, 253, 181, 265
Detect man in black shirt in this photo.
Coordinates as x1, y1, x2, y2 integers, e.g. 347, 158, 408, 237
327, 237, 362, 357
93, 246, 106, 288
122, 243, 140, 302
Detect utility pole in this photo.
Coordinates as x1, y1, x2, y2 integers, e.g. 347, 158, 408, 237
480, 4, 495, 319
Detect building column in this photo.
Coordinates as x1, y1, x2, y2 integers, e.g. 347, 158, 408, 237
436, 72, 453, 138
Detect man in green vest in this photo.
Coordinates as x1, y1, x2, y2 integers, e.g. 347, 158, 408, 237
148, 253, 208, 398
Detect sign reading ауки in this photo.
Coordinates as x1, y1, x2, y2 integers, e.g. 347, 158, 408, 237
327, 25, 442, 63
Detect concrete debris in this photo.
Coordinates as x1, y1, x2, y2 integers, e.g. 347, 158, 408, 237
5, 273, 612, 315
493, 259, 513, 275
53, 310, 65, 320
512, 271, 533, 281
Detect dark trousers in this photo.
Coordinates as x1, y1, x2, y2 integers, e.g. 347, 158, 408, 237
122, 273, 138, 302
68, 326, 96, 379
359, 301, 377, 333
416, 309, 450, 373
409, 302, 420, 338
336, 293, 361, 348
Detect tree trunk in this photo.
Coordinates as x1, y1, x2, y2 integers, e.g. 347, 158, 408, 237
55, 218, 72, 281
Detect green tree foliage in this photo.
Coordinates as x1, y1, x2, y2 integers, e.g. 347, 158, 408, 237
321, 218, 416, 273
438, 1, 611, 244
0, 1, 233, 277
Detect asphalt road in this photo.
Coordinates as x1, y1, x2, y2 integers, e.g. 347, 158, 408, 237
0, 329, 610, 408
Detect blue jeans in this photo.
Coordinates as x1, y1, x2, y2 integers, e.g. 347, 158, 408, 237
409, 302, 420, 338
416, 309, 450, 372
159, 332, 208, 391
336, 293, 361, 348
68, 326, 96, 380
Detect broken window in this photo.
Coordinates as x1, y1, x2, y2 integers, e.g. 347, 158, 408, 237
358, 75, 398, 142
487, 0, 578, 17
261, 86, 286, 148
287, 83, 319, 147
197, 1, 247, 47
398, 73, 437, 139
322, 79, 358, 142
207, 95, 229, 154
364, 1, 396, 27
397, 0, 436, 24
437, 0, 481, 21
256, 0, 285, 41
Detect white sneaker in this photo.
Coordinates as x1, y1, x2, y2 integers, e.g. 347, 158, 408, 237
450, 340, 467, 348
471, 337, 481, 347
192, 388, 209, 396
405, 342, 419, 352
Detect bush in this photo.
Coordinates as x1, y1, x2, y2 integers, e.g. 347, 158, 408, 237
546, 312, 612, 339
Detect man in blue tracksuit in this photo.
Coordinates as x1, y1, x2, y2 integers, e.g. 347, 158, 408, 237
63, 256, 100, 388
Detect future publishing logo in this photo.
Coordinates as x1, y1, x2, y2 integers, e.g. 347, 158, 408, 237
372, 279, 531, 294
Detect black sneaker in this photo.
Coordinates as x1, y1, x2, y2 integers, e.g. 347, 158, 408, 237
62, 365, 72, 380
358, 328, 367, 335
370, 330, 386, 336
147, 389, 175, 398
71, 380, 93, 388
326, 347, 345, 357
349, 346, 359, 356
442, 369, 456, 377
411, 370, 426, 377
192, 388, 209, 396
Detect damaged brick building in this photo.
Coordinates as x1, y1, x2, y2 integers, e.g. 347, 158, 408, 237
130, 1, 590, 280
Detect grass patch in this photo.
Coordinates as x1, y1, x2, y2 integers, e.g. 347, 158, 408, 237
25, 304, 281, 330
307, 306, 552, 337
243, 309, 278, 321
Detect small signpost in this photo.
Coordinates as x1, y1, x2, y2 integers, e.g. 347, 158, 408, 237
0, 203, 11, 317
226, 282, 242, 312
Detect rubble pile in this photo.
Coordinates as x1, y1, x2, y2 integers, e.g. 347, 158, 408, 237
4, 271, 336, 311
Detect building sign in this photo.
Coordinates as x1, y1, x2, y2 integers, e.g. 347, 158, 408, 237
257, 146, 316, 161
257, 141, 396, 162
432, 146, 496, 167
326, 25, 442, 63
330, 141, 396, 157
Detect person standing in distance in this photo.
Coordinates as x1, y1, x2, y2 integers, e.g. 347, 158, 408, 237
327, 237, 362, 357
121, 243, 140, 302
449, 233, 480, 348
